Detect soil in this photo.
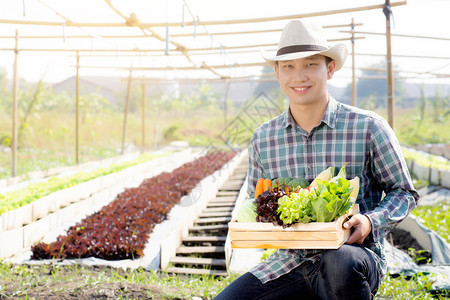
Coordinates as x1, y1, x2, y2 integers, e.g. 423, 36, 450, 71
0, 265, 198, 299
0, 229, 430, 299
388, 227, 432, 264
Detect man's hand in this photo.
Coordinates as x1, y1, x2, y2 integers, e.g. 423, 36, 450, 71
343, 214, 372, 245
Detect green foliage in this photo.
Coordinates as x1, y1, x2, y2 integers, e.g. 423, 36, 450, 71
260, 249, 276, 262
0, 151, 170, 215
376, 272, 447, 299
236, 198, 257, 222
402, 147, 450, 171
272, 177, 309, 190
277, 178, 354, 224
411, 199, 450, 243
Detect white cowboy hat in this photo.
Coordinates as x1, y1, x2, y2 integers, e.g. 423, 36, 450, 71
261, 20, 348, 71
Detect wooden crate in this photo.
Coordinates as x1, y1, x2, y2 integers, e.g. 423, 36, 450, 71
229, 205, 359, 249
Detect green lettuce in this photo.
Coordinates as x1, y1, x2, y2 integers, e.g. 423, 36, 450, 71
236, 198, 257, 222
276, 178, 355, 225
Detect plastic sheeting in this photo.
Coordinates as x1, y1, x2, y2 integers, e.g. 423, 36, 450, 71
386, 214, 450, 294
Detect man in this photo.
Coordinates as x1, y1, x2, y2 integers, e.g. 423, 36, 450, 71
215, 20, 419, 299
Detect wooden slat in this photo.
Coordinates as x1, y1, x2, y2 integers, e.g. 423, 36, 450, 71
202, 207, 233, 213
231, 240, 345, 249
195, 217, 232, 224
169, 256, 226, 267
207, 201, 236, 206
183, 236, 227, 242
166, 267, 228, 276
190, 224, 228, 231
229, 220, 340, 232
210, 196, 237, 202
207, 202, 236, 208
220, 185, 243, 191
199, 212, 231, 218
230, 231, 339, 241
216, 191, 239, 196
176, 246, 225, 254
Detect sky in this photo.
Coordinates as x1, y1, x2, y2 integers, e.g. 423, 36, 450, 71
0, 0, 449, 87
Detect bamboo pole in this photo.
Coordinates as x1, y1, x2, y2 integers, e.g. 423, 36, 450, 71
121, 66, 132, 154
385, 0, 395, 129
340, 30, 450, 41
11, 30, 19, 177
0, 1, 407, 27
76, 51, 80, 164
0, 23, 363, 39
141, 79, 146, 152
351, 18, 357, 107
0, 37, 363, 54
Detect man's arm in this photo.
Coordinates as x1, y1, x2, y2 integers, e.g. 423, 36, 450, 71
357, 117, 419, 243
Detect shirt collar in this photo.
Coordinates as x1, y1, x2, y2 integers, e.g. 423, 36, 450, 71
282, 95, 338, 129
321, 96, 338, 129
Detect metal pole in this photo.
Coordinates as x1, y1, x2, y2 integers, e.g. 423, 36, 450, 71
351, 18, 357, 107
12, 30, 19, 176
121, 66, 132, 154
141, 79, 146, 152
385, 0, 395, 129
76, 51, 80, 164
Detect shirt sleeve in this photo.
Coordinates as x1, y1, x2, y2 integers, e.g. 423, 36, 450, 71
364, 117, 420, 242
247, 131, 265, 198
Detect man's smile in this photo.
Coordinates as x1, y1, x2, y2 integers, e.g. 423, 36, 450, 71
292, 86, 310, 93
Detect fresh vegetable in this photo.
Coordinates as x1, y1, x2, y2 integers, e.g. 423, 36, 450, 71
329, 163, 348, 183
255, 184, 291, 226
349, 177, 360, 199
255, 178, 265, 198
272, 177, 309, 190
263, 179, 272, 191
278, 177, 357, 224
277, 188, 313, 225
309, 166, 334, 188
236, 199, 257, 222
309, 178, 355, 222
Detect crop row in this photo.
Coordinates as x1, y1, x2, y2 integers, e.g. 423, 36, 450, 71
0, 151, 172, 215
31, 150, 235, 260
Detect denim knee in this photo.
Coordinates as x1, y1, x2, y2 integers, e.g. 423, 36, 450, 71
319, 245, 379, 299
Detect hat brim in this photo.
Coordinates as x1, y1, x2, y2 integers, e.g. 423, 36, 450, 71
261, 43, 348, 71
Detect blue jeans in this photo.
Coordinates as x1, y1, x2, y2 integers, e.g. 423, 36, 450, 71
215, 245, 380, 300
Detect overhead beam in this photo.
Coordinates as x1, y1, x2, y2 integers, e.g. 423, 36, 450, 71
0, 1, 406, 27
0, 37, 363, 53
340, 30, 450, 41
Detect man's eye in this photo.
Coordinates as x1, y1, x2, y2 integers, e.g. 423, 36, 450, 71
283, 64, 293, 68
306, 63, 316, 67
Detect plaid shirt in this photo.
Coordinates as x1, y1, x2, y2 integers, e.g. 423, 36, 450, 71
248, 96, 419, 284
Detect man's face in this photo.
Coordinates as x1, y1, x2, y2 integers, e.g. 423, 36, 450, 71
274, 55, 336, 106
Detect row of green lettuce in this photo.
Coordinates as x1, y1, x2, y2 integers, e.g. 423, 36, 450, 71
402, 147, 450, 171
0, 151, 172, 215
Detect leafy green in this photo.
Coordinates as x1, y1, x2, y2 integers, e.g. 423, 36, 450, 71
272, 177, 309, 190
277, 188, 313, 224
236, 199, 257, 222
310, 178, 354, 222
277, 178, 355, 225
0, 151, 172, 215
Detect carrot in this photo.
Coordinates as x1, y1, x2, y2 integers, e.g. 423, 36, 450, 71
263, 178, 272, 191
255, 178, 265, 198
